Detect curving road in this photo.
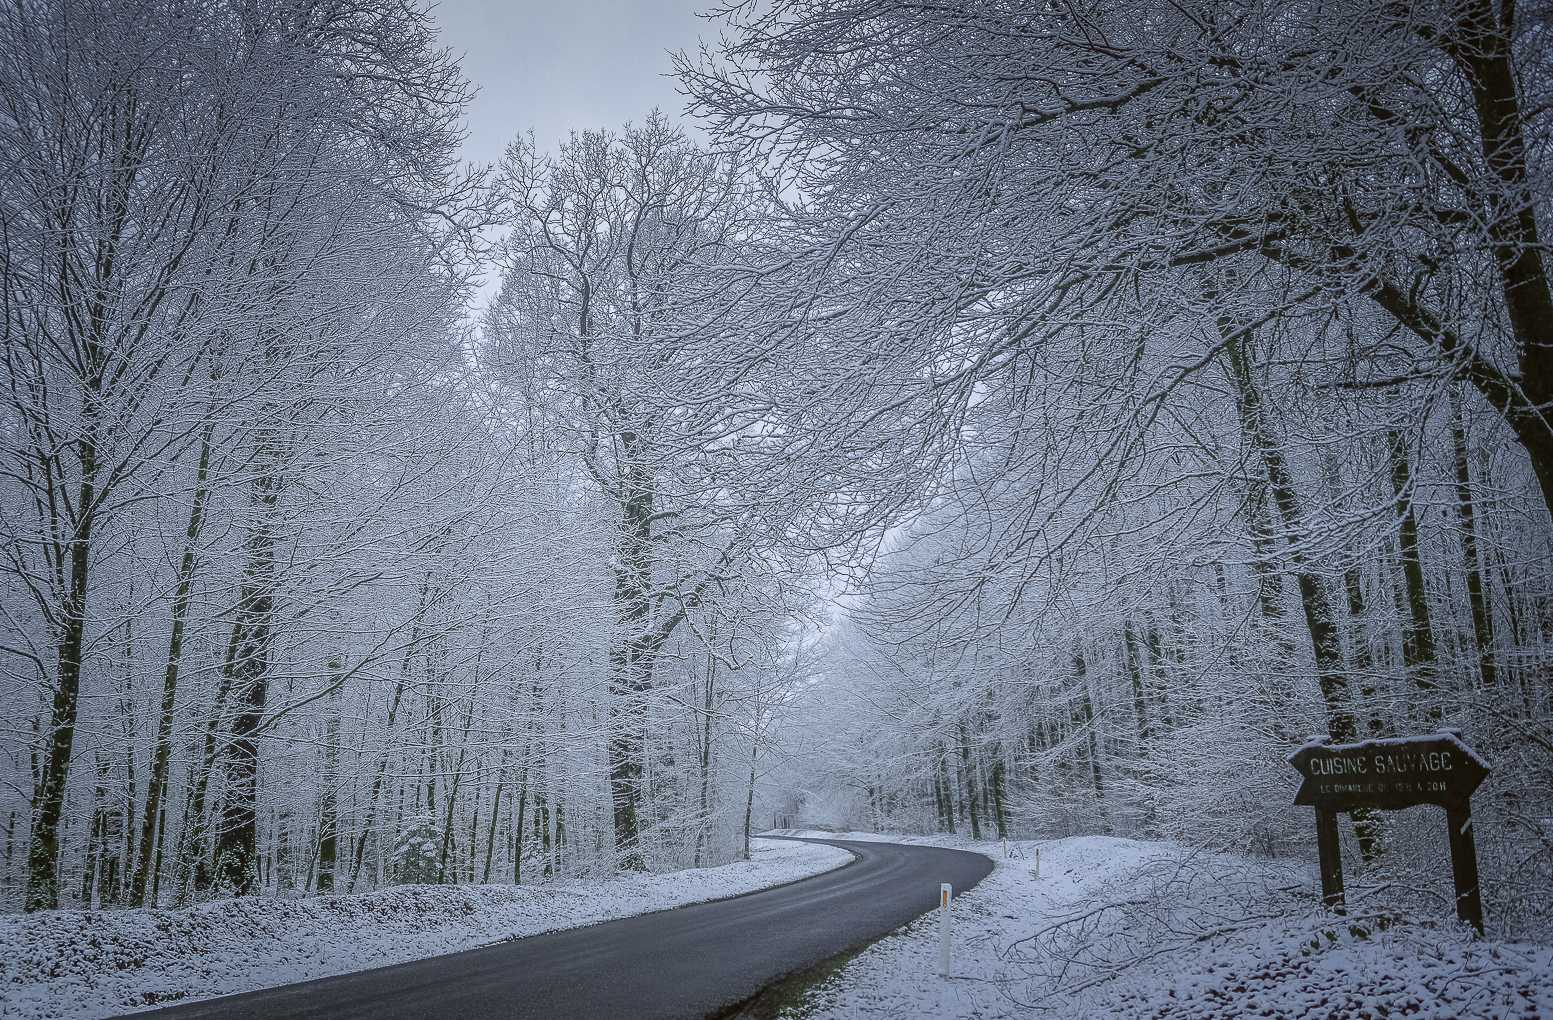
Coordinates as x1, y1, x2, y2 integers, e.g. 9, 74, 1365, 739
119, 837, 993, 1020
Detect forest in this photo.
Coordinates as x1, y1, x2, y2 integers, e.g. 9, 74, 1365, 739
1, 0, 1549, 942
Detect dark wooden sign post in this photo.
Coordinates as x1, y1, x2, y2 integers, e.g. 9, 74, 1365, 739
1288, 729, 1491, 933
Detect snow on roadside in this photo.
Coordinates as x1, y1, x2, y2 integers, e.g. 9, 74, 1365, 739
0, 838, 851, 1020
773, 831, 1553, 1020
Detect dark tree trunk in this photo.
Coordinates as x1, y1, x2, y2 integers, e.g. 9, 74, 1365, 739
958, 727, 982, 841
483, 768, 505, 884
744, 744, 757, 861
695, 640, 716, 868
26, 426, 96, 913
177, 667, 236, 903
513, 771, 528, 886
316, 678, 341, 892
534, 783, 550, 879
1387, 428, 1439, 709
608, 441, 654, 872
213, 611, 271, 896
1074, 653, 1108, 831
1451, 389, 1496, 686
936, 747, 956, 833
1223, 329, 1357, 743
131, 421, 215, 906
1450, 0, 1553, 518
212, 468, 280, 897
989, 759, 1008, 840
1125, 621, 1150, 751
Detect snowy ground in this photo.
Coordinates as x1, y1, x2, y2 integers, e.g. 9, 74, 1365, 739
0, 838, 852, 1020
769, 830, 1553, 1020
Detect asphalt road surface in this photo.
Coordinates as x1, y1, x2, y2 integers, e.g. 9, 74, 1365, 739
120, 837, 994, 1020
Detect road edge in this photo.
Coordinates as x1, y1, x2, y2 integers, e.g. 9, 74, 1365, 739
469, 838, 862, 950
711, 838, 995, 1020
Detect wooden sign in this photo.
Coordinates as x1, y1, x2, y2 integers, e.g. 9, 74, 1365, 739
1290, 732, 1490, 812
1289, 730, 1491, 933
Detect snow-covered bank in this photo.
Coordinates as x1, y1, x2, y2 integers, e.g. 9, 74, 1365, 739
771, 831, 1553, 1020
0, 838, 851, 1020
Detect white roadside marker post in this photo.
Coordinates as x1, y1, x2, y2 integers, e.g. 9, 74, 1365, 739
938, 883, 952, 978
1032, 847, 1040, 881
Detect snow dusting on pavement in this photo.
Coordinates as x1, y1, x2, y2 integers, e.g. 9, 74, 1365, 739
0, 838, 851, 1019
771, 831, 1552, 1020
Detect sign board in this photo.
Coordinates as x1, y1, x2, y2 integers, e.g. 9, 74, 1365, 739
1289, 732, 1489, 812
1289, 729, 1491, 934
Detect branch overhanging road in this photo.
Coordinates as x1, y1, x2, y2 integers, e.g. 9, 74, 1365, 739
121, 837, 994, 1020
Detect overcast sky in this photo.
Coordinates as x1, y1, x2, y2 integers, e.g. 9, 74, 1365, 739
430, 0, 715, 168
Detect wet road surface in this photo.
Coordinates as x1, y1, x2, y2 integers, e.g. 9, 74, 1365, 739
120, 837, 994, 1020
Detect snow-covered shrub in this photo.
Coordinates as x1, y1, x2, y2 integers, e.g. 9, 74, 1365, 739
389, 816, 444, 885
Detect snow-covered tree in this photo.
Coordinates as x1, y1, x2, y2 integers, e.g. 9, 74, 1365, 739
0, 0, 478, 909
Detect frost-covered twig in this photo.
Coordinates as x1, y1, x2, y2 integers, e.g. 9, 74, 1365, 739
1001, 898, 1149, 957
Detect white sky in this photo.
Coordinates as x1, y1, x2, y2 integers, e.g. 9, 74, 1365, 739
430, 0, 716, 169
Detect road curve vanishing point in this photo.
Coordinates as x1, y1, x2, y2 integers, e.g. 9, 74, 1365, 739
118, 837, 994, 1020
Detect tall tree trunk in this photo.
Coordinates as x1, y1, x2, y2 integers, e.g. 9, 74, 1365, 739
512, 768, 528, 886
150, 801, 167, 906
483, 765, 505, 884
1073, 653, 1108, 831
4, 811, 16, 885
1343, 566, 1380, 735
438, 699, 476, 884
25, 411, 97, 912
600, 447, 725, 871
348, 631, 418, 892
213, 465, 281, 897
534, 781, 551, 879
116, 691, 135, 906
131, 421, 216, 906
316, 673, 341, 892
83, 769, 107, 909
989, 759, 1008, 840
1450, 388, 1496, 687
1446, 0, 1553, 520
958, 726, 982, 841
695, 639, 716, 867
744, 741, 757, 862
607, 443, 654, 872
1336, 559, 1386, 862
1223, 328, 1357, 743
936, 746, 956, 833
1124, 622, 1150, 751
1387, 427, 1439, 710
553, 797, 566, 874
438, 751, 465, 884
177, 662, 237, 903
